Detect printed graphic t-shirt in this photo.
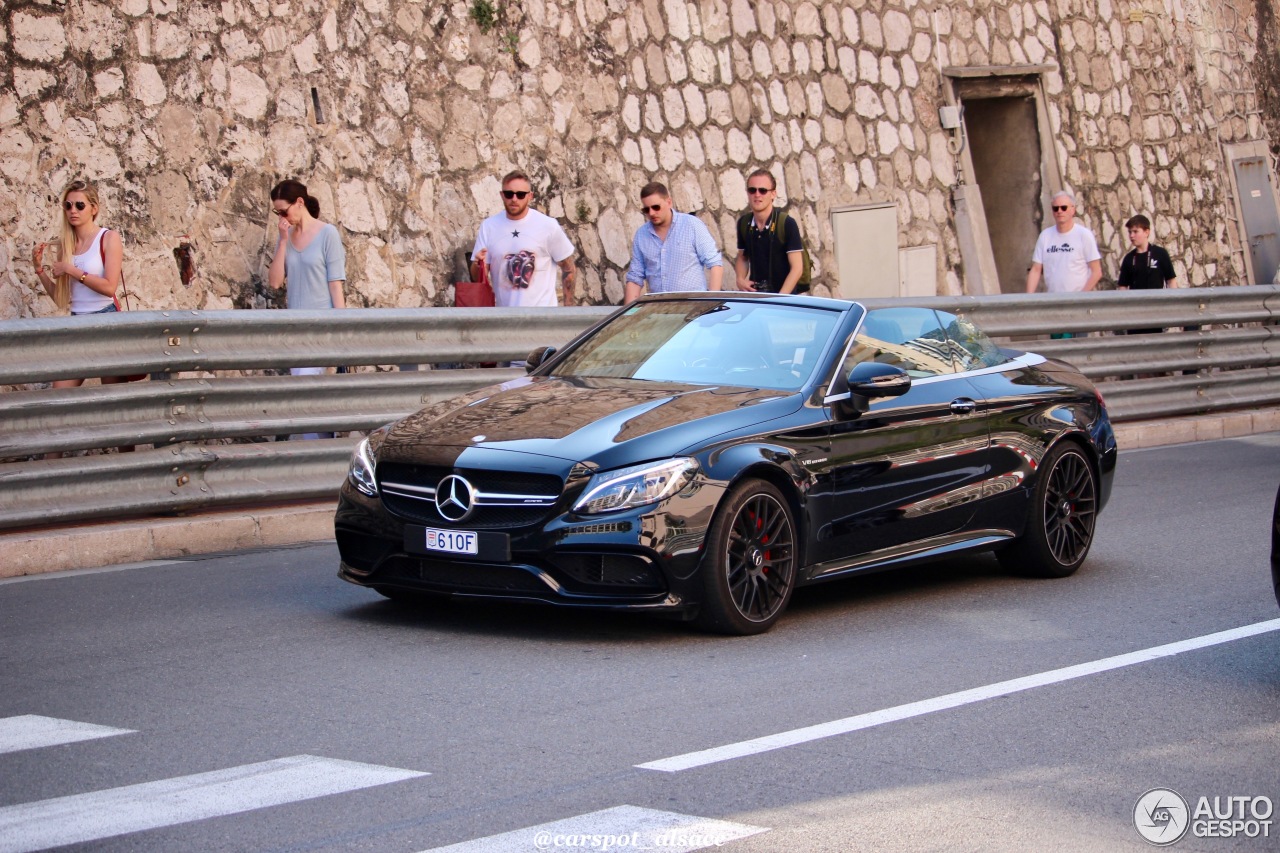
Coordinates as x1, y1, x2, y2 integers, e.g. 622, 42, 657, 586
1118, 245, 1176, 289
472, 209, 575, 307
1031, 223, 1102, 293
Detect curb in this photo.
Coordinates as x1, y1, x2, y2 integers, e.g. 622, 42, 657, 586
1112, 408, 1280, 450
2, 502, 336, 580
4, 409, 1278, 580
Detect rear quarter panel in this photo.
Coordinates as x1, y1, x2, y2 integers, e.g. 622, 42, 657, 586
961, 357, 1116, 533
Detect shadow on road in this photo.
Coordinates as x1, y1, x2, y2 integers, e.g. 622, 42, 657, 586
333, 552, 1023, 643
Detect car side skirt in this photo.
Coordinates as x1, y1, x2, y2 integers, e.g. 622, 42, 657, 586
801, 529, 1016, 584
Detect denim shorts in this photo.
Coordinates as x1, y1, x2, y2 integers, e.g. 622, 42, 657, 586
73, 303, 118, 315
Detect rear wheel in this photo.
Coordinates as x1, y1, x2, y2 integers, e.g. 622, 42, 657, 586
696, 480, 798, 635
998, 442, 1098, 578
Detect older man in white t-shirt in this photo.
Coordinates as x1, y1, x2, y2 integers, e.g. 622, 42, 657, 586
1026, 190, 1102, 294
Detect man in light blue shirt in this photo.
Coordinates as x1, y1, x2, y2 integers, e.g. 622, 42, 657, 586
624, 181, 723, 304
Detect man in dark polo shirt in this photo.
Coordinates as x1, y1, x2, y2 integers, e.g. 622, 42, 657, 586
734, 169, 809, 294
1117, 213, 1178, 334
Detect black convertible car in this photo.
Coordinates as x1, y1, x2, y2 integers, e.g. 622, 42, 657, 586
336, 293, 1117, 634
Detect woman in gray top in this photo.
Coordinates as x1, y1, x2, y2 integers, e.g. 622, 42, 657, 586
268, 179, 346, 310
268, 179, 347, 438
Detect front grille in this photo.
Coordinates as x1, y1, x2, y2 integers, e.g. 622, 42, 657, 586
550, 553, 666, 592
380, 555, 551, 594
417, 558, 552, 593
564, 521, 634, 535
377, 463, 564, 529
378, 463, 562, 496
380, 495, 552, 529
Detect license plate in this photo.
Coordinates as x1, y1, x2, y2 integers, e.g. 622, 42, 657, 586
423, 528, 478, 555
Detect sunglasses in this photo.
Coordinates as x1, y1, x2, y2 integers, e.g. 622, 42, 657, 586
1052, 205, 1071, 212
64, 201, 88, 211
746, 186, 773, 195
502, 190, 530, 200
642, 203, 664, 213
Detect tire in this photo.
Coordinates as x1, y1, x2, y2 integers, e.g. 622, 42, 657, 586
696, 479, 798, 635
998, 442, 1098, 578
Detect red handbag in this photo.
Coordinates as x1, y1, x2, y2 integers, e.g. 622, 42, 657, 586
451, 261, 497, 366
453, 260, 496, 308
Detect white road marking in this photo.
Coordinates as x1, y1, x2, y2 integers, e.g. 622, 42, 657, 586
0, 754, 427, 853
639, 617, 1280, 772
0, 715, 135, 755
420, 805, 768, 852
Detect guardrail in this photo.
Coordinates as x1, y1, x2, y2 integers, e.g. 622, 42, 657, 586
1, 286, 1278, 531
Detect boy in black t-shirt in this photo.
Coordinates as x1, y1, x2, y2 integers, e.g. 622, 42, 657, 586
1117, 214, 1178, 334
1118, 214, 1177, 291
734, 169, 809, 294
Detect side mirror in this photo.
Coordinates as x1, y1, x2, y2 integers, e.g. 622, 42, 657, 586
833, 362, 911, 419
525, 345, 557, 372
847, 361, 911, 398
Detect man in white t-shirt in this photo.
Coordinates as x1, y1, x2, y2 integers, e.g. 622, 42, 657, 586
1025, 190, 1102, 294
471, 170, 577, 307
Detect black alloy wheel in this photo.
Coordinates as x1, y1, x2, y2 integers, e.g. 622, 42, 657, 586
697, 479, 797, 635
999, 442, 1098, 578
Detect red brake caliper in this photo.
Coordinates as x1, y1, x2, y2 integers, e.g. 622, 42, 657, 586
757, 508, 770, 574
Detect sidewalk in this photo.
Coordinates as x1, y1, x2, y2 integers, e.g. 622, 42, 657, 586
4, 408, 1279, 580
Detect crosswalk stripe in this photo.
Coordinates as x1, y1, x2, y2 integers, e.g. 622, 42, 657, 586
638, 617, 1280, 772
0, 715, 135, 755
0, 754, 427, 853
419, 805, 768, 853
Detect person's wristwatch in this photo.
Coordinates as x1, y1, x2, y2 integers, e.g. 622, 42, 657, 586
78, 271, 87, 283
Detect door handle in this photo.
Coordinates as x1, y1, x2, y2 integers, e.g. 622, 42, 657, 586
950, 398, 977, 415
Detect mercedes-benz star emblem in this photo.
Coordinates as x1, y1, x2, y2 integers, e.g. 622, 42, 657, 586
435, 474, 476, 522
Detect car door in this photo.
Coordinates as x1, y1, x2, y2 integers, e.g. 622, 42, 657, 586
808, 307, 991, 565
938, 310, 1102, 524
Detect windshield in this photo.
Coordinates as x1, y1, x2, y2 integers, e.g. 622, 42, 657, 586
550, 300, 844, 390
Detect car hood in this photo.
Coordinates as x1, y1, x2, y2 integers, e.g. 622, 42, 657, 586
379, 375, 802, 469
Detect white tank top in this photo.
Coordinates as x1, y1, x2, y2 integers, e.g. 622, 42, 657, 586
69, 228, 114, 314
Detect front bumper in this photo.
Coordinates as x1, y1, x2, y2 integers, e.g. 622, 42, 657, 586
334, 478, 722, 615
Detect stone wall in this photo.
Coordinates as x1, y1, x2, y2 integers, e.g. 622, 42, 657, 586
1, 0, 1277, 319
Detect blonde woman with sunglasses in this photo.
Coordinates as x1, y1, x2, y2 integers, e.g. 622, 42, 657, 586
31, 179, 129, 389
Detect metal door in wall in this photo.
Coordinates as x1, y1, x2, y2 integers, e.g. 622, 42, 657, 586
961, 93, 1044, 294
1233, 156, 1280, 284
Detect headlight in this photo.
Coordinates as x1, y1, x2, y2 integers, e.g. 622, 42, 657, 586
573, 458, 698, 515
347, 426, 389, 497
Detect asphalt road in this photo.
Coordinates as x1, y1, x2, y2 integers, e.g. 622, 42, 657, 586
2, 433, 1279, 852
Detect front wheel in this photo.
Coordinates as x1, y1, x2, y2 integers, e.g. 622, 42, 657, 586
696, 480, 798, 635
998, 442, 1098, 578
